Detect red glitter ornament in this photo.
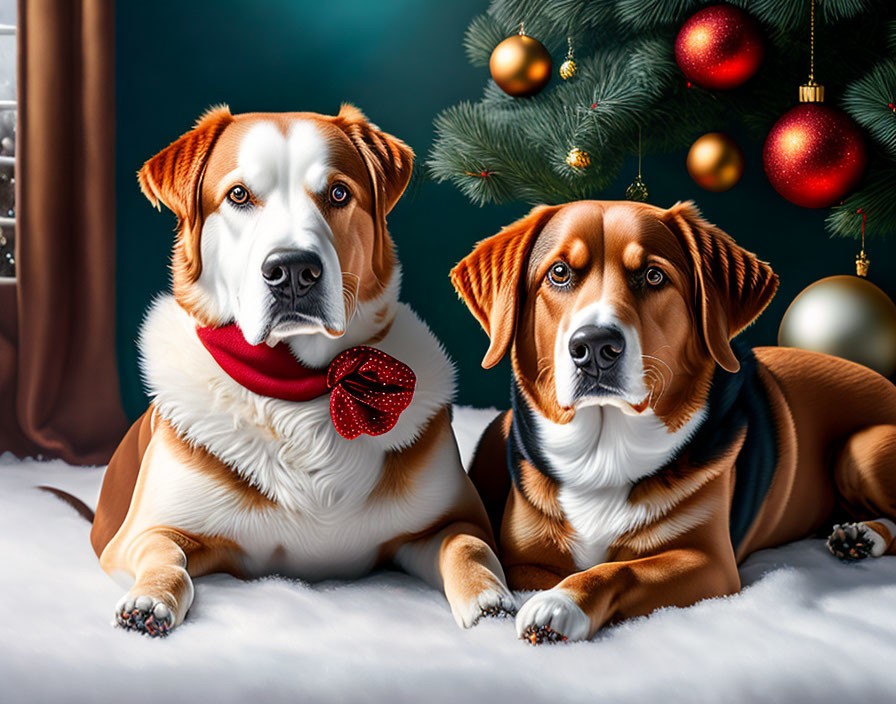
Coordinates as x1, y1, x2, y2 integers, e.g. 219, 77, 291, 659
763, 103, 867, 209
674, 5, 764, 90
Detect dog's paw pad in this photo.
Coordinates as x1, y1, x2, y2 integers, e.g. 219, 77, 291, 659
827, 523, 878, 563
515, 588, 590, 643
479, 604, 514, 620
454, 586, 517, 628
114, 594, 172, 638
521, 624, 568, 645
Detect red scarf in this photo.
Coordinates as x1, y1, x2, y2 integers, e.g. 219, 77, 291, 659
196, 325, 415, 440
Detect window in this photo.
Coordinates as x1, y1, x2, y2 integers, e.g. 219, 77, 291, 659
0, 0, 14, 278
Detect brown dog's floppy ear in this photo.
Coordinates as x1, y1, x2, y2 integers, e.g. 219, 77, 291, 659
335, 104, 414, 217
335, 104, 414, 275
661, 201, 778, 373
137, 105, 234, 280
451, 205, 560, 369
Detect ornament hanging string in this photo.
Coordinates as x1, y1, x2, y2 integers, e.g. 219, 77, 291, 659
856, 208, 870, 277
638, 127, 642, 179
560, 37, 578, 80
625, 126, 649, 202
800, 0, 823, 101
809, 0, 815, 83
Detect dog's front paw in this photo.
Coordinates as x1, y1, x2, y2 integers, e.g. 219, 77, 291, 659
827, 522, 883, 563
515, 589, 590, 644
114, 593, 174, 638
453, 586, 518, 628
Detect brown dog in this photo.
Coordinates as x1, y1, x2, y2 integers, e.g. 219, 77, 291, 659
452, 200, 896, 643
91, 106, 513, 636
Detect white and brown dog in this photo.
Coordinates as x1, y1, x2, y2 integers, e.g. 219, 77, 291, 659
453, 200, 896, 644
91, 105, 513, 636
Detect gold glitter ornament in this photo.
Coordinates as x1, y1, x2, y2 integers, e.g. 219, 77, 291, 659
566, 147, 590, 169
625, 176, 649, 202
560, 59, 577, 80
560, 37, 577, 80
625, 127, 649, 202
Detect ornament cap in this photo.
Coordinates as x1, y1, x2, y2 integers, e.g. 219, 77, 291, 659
799, 82, 825, 103
856, 251, 870, 277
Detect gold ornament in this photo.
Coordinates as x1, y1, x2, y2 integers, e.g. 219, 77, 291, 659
625, 176, 649, 202
560, 37, 577, 80
686, 132, 744, 192
626, 127, 649, 202
778, 275, 896, 377
489, 26, 552, 97
560, 59, 577, 80
566, 147, 590, 168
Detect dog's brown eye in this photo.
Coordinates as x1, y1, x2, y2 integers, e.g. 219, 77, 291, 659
329, 183, 350, 207
228, 185, 251, 206
548, 261, 571, 287
645, 266, 666, 287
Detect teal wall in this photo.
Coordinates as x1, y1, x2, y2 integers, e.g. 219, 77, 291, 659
116, 0, 896, 420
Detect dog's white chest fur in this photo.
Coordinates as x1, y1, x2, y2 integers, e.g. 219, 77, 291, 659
134, 293, 457, 580
536, 404, 705, 570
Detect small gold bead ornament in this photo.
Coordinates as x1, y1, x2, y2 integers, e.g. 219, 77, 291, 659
625, 176, 649, 202
560, 37, 577, 80
560, 59, 577, 80
566, 147, 590, 169
625, 127, 649, 202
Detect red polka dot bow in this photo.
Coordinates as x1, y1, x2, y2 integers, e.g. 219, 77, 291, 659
326, 346, 416, 439
197, 325, 416, 439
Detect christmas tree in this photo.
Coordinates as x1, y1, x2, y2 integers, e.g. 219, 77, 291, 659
427, 0, 896, 241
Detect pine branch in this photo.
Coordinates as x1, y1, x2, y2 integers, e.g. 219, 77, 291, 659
464, 14, 507, 67
729, 0, 880, 33
843, 60, 896, 159
432, 0, 896, 227
614, 0, 703, 31
826, 159, 896, 237
485, 0, 570, 50
543, 0, 617, 33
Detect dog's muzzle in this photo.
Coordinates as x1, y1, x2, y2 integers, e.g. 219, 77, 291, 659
260, 247, 331, 331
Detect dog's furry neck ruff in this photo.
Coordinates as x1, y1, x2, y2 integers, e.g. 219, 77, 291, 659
138, 290, 455, 509
507, 341, 778, 550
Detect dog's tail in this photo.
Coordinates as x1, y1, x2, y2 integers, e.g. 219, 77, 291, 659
37, 486, 95, 523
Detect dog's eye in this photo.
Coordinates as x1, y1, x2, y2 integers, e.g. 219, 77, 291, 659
645, 266, 666, 287
329, 183, 350, 207
548, 261, 571, 287
227, 185, 251, 207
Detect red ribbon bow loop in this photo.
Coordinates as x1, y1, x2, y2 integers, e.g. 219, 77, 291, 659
327, 346, 416, 439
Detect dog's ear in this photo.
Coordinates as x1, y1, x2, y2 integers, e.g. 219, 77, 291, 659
451, 205, 560, 369
335, 104, 414, 281
138, 105, 234, 279
335, 104, 414, 224
661, 201, 778, 373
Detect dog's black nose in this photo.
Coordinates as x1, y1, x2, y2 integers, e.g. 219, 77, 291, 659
569, 325, 626, 377
261, 249, 322, 298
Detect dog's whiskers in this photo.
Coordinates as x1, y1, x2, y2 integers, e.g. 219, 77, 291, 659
342, 272, 361, 324
641, 356, 671, 407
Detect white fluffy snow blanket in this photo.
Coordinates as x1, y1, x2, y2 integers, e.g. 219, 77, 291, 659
2, 407, 896, 703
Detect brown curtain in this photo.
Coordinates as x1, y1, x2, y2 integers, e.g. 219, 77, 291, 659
0, 0, 127, 465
